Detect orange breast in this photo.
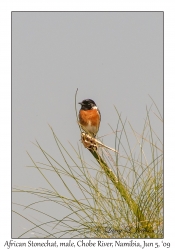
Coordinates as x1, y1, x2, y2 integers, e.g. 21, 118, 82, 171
79, 109, 100, 136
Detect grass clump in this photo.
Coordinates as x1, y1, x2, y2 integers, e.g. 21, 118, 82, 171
13, 100, 163, 238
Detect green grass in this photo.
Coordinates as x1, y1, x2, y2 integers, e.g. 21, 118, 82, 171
13, 100, 163, 238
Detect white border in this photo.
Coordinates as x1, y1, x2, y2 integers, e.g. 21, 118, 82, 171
1, 1, 174, 248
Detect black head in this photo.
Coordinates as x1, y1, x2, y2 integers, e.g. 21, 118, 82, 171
79, 99, 97, 110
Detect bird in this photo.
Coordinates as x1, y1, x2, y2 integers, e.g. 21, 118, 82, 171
78, 99, 101, 138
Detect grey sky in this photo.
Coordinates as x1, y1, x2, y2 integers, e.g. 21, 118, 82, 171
12, 12, 163, 238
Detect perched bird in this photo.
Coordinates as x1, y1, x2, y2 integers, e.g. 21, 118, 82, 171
78, 99, 101, 138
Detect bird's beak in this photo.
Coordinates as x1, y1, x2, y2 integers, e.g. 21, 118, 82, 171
78, 102, 82, 105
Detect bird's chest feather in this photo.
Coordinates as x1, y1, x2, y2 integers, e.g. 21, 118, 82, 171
79, 109, 100, 127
